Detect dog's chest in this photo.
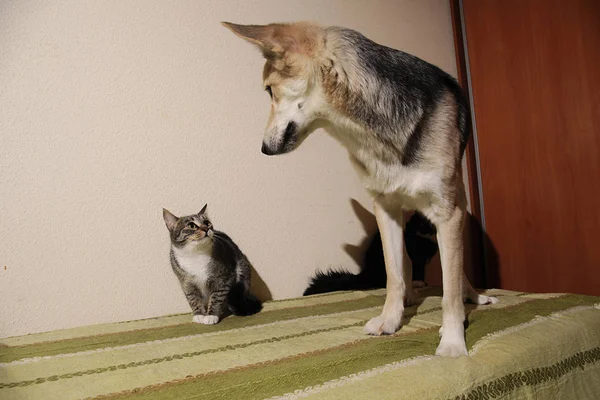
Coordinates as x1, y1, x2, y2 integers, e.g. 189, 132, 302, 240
327, 124, 441, 205
349, 152, 440, 208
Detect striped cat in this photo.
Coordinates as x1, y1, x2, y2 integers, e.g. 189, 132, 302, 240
162, 204, 262, 324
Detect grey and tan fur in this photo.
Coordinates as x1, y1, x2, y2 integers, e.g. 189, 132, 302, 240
163, 204, 262, 324
223, 22, 498, 356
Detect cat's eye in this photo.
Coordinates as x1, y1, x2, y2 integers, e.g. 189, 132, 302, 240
265, 85, 272, 99
186, 222, 198, 229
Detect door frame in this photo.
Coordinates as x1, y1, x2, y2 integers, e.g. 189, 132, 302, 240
449, 0, 490, 288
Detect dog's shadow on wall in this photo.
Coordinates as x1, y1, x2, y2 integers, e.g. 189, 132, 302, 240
343, 199, 435, 281
343, 199, 379, 266
466, 214, 500, 289
251, 197, 501, 303
343, 198, 500, 290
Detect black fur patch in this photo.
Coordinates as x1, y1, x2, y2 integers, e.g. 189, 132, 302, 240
281, 121, 297, 151
401, 107, 430, 165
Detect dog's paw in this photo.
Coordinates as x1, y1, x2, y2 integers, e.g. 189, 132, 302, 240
405, 290, 419, 307
436, 338, 468, 357
193, 315, 219, 325
436, 328, 468, 357
364, 314, 402, 336
469, 294, 499, 305
412, 280, 427, 289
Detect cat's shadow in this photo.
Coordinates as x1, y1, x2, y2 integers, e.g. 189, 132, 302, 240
251, 266, 273, 302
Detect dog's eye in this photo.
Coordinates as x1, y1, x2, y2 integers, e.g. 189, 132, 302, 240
265, 85, 273, 99
186, 222, 198, 229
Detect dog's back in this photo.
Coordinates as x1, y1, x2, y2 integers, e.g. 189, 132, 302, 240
325, 27, 469, 165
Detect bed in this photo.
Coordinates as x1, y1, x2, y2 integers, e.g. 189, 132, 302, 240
2, 287, 599, 399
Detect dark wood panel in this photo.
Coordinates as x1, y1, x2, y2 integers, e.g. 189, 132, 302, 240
462, 0, 600, 295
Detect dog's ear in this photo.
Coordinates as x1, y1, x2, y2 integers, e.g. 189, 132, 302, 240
221, 22, 318, 59
221, 22, 286, 58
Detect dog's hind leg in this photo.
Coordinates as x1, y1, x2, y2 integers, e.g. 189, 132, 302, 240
435, 202, 469, 357
439, 272, 500, 338
364, 198, 413, 335
463, 273, 499, 305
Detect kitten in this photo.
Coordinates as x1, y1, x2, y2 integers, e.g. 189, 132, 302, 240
303, 212, 438, 295
163, 204, 262, 324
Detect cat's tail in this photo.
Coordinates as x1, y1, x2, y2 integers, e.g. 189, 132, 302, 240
228, 282, 262, 316
303, 269, 376, 296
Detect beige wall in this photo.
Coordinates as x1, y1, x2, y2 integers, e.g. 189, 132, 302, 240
0, 0, 458, 338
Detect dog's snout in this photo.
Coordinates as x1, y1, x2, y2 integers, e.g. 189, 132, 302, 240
261, 142, 275, 156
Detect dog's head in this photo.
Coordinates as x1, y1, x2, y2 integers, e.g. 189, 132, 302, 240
222, 22, 326, 156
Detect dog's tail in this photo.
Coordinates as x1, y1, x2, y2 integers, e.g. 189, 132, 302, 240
228, 282, 262, 316
303, 268, 379, 296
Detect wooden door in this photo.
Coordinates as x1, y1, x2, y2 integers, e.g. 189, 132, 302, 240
461, 0, 600, 295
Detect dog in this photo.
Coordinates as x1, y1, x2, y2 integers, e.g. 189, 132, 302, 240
222, 21, 498, 357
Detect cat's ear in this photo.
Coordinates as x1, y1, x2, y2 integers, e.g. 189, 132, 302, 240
198, 204, 208, 216
163, 208, 179, 232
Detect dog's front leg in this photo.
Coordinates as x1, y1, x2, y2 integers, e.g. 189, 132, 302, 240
364, 198, 411, 335
435, 203, 468, 357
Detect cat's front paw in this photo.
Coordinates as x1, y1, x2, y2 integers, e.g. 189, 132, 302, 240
193, 315, 220, 325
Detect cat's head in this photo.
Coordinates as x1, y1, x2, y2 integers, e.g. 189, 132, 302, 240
162, 204, 214, 247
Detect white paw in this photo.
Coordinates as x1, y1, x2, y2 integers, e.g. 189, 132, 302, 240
364, 314, 402, 336
436, 328, 468, 357
470, 294, 499, 305
193, 315, 219, 325
436, 340, 468, 357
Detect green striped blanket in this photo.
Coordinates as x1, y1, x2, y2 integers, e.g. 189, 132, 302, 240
2, 287, 599, 399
